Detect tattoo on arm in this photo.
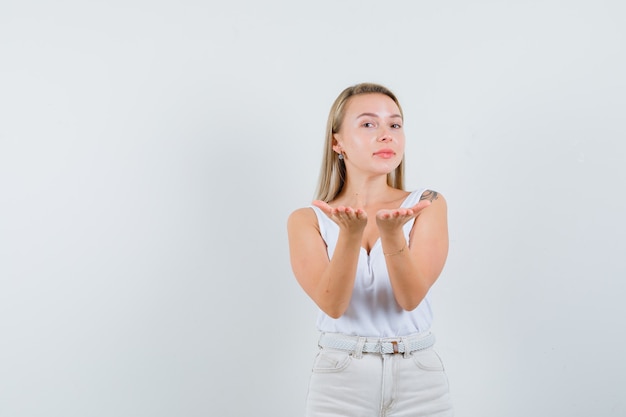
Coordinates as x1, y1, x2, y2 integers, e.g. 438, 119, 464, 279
420, 190, 439, 202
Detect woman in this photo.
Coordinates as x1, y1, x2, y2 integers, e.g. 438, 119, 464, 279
288, 83, 453, 416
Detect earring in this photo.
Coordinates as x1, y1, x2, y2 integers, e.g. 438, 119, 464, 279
338, 153, 344, 160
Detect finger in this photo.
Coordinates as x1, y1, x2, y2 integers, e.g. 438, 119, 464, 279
391, 209, 406, 218
312, 200, 333, 215
333, 206, 354, 222
336, 206, 352, 216
410, 200, 432, 212
331, 205, 345, 215
338, 206, 361, 216
345, 207, 365, 221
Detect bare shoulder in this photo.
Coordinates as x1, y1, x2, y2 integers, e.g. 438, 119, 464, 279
411, 190, 448, 239
419, 189, 445, 204
420, 190, 447, 214
287, 207, 318, 231
287, 207, 326, 253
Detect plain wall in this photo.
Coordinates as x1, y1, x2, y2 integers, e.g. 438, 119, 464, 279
1, 0, 625, 416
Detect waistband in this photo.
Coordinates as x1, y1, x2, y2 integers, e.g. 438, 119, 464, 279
318, 331, 435, 355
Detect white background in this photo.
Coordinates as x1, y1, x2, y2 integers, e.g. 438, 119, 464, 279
1, 1, 625, 416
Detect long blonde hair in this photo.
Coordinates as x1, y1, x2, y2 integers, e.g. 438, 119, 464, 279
315, 83, 405, 202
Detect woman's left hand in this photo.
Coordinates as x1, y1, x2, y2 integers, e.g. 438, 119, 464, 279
375, 200, 432, 233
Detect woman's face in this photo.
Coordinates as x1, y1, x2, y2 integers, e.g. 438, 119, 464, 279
333, 93, 405, 177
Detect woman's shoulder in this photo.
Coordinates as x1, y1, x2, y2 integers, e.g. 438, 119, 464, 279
401, 188, 446, 212
287, 206, 318, 230
418, 189, 445, 203
417, 190, 447, 218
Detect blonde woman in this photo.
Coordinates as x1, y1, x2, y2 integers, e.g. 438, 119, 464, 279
288, 83, 453, 416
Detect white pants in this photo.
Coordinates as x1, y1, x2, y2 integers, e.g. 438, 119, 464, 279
305, 333, 453, 417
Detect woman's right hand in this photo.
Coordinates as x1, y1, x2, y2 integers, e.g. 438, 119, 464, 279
312, 200, 368, 235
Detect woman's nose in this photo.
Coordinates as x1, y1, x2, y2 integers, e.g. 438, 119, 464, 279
378, 128, 393, 142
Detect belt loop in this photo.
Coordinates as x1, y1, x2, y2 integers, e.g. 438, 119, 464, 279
400, 336, 411, 358
353, 336, 366, 359
317, 332, 326, 349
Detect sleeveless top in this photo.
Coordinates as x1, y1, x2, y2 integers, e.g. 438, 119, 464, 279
310, 188, 434, 337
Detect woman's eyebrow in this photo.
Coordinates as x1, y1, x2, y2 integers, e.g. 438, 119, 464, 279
356, 112, 403, 119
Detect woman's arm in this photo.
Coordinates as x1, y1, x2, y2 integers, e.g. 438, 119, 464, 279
287, 204, 366, 318
376, 191, 449, 311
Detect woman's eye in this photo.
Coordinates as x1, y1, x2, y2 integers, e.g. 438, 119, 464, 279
363, 122, 374, 128
391, 123, 402, 129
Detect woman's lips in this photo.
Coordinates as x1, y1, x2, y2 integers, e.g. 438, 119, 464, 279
373, 149, 395, 159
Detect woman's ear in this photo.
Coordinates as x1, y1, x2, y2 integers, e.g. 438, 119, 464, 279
332, 134, 342, 154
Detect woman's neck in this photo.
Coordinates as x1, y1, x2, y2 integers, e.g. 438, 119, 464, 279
336, 176, 398, 208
